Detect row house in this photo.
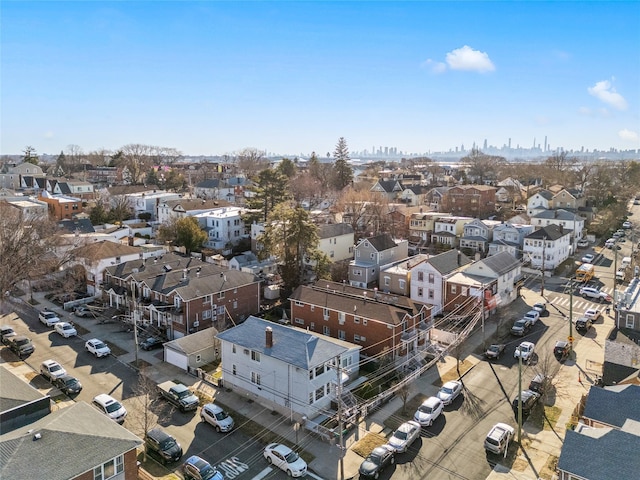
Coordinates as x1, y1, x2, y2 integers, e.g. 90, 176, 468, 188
38, 190, 84, 220
0, 161, 44, 189
103, 253, 261, 338
3, 197, 48, 219
317, 223, 355, 263
459, 218, 500, 256
409, 211, 447, 248
488, 223, 535, 259
387, 204, 424, 241
527, 190, 553, 215
194, 178, 237, 202
156, 198, 230, 225
348, 234, 408, 288
289, 281, 432, 360
439, 185, 497, 218
410, 250, 473, 315
431, 216, 473, 249
424, 186, 450, 212
462, 251, 523, 308
530, 208, 585, 246
195, 206, 246, 250
217, 316, 361, 421
380, 254, 430, 296
84, 165, 121, 185
443, 272, 498, 319
49, 179, 94, 199
552, 188, 586, 210
523, 224, 571, 271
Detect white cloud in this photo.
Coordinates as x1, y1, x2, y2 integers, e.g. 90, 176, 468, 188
587, 79, 628, 110
619, 129, 639, 142
422, 59, 447, 74
445, 45, 495, 73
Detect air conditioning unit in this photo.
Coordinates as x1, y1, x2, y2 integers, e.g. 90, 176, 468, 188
193, 321, 200, 327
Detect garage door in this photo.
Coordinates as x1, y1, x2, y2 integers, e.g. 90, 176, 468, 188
164, 347, 188, 371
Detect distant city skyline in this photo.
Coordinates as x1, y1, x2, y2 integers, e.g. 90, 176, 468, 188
2, 2, 639, 157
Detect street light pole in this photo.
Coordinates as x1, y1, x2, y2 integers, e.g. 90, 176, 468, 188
517, 353, 523, 445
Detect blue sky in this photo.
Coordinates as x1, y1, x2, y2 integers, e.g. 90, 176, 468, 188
2, 1, 639, 157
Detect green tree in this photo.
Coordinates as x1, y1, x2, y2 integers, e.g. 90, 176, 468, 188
258, 201, 321, 296
146, 169, 160, 186
89, 200, 110, 225
277, 158, 297, 178
332, 137, 353, 190
22, 146, 39, 165
244, 167, 290, 224
163, 169, 186, 191
176, 217, 207, 254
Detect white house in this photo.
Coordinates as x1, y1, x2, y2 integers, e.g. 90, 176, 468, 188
317, 223, 355, 263
409, 250, 472, 315
526, 190, 553, 216
462, 251, 523, 307
523, 224, 571, 271
124, 190, 181, 220
4, 197, 48, 219
157, 198, 228, 225
530, 209, 585, 249
195, 206, 246, 250
216, 316, 361, 421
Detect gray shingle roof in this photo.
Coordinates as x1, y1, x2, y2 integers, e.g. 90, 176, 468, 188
318, 223, 354, 239
0, 402, 142, 480
217, 316, 353, 369
0, 367, 43, 414
557, 428, 640, 480
427, 250, 472, 274
525, 224, 568, 241
165, 327, 218, 355
196, 179, 221, 189
364, 234, 397, 252
531, 208, 581, 221
477, 251, 521, 276
582, 385, 640, 427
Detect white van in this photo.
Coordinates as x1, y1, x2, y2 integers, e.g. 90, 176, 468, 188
622, 257, 632, 268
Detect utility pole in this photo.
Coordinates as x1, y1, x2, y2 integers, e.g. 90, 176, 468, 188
335, 355, 345, 480
517, 353, 523, 445
132, 284, 139, 368
481, 283, 486, 351
541, 236, 547, 297
569, 286, 574, 353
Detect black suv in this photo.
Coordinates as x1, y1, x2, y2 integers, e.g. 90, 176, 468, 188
145, 428, 183, 464
8, 335, 35, 357
575, 317, 593, 333
512, 390, 540, 416
554, 340, 570, 362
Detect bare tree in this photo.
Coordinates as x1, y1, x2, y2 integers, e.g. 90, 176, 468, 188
65, 144, 85, 173
235, 148, 268, 179
120, 144, 154, 184
109, 195, 134, 223
394, 378, 411, 415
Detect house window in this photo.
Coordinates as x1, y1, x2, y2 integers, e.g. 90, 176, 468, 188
370, 253, 375, 259
218, 291, 225, 300
362, 319, 368, 326
418, 271, 424, 282
295, 300, 304, 306
309, 322, 315, 330
309, 392, 314, 404
315, 386, 325, 401
310, 305, 315, 312
384, 276, 390, 286
203, 310, 212, 319
418, 287, 424, 297
323, 326, 330, 335
232, 345, 236, 354
451, 285, 457, 294
196, 354, 202, 363
461, 287, 468, 296
626, 314, 635, 329
354, 334, 366, 342
233, 300, 237, 309
399, 279, 405, 289
354, 316, 360, 324
338, 312, 345, 324
251, 351, 261, 362
338, 330, 346, 340
93, 455, 124, 480
428, 289, 434, 299
295, 317, 304, 324
251, 372, 261, 385
353, 269, 362, 276
428, 273, 435, 283
323, 308, 329, 320
315, 365, 325, 376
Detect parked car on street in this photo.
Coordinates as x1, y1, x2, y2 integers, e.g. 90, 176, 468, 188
263, 443, 307, 477
7, 335, 34, 357
554, 340, 570, 361
514, 341, 535, 363
579, 286, 612, 302
52, 374, 83, 395
577, 239, 589, 248
139, 336, 163, 351
145, 428, 183, 465
85, 338, 111, 357
40, 359, 67, 381
387, 420, 421, 453
523, 310, 540, 325
532, 302, 547, 315
358, 445, 395, 479
39, 310, 60, 327
484, 343, 506, 360
92, 393, 127, 424
74, 305, 96, 317
512, 390, 540, 416
581, 253, 595, 264
575, 316, 594, 333
623, 221, 632, 229
413, 396, 444, 426
54, 321, 77, 338
182, 455, 223, 480
0, 325, 17, 344
200, 403, 235, 432
437, 380, 463, 405
484, 423, 515, 455
511, 318, 532, 336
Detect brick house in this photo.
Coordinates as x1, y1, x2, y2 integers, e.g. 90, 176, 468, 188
348, 234, 408, 288
439, 185, 497, 217
289, 281, 432, 359
38, 191, 84, 220
103, 253, 261, 338
443, 271, 498, 318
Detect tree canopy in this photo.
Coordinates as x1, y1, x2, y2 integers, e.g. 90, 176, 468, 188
332, 137, 353, 190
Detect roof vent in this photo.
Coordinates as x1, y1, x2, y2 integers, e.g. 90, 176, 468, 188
33, 432, 42, 440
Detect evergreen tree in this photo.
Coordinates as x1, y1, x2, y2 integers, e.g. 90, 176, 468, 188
332, 137, 353, 190
277, 158, 297, 178
244, 167, 290, 224
22, 146, 39, 165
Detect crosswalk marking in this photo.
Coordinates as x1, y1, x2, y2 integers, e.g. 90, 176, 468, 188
251, 467, 273, 480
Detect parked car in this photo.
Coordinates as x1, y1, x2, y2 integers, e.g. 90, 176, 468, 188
484, 343, 506, 360
7, 335, 34, 357
623, 221, 632, 229
413, 396, 444, 426
145, 428, 183, 464
85, 338, 111, 357
74, 305, 95, 317
200, 403, 235, 432
512, 390, 540, 416
514, 341, 535, 363
52, 374, 83, 395
484, 423, 515, 455
575, 316, 594, 333
584, 308, 601, 320
523, 310, 540, 325
54, 321, 77, 338
437, 380, 463, 405
511, 318, 532, 336
528, 373, 551, 394
263, 443, 307, 477
616, 268, 627, 281
579, 286, 612, 302
92, 393, 127, 424
139, 336, 164, 351
532, 302, 547, 315
39, 310, 60, 327
387, 420, 421, 453
40, 359, 67, 381
0, 325, 17, 344
554, 340, 570, 362
605, 238, 617, 248
358, 445, 395, 479
182, 455, 223, 480
581, 253, 595, 263
577, 239, 590, 248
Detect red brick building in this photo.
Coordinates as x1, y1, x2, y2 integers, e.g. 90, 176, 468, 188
439, 185, 497, 218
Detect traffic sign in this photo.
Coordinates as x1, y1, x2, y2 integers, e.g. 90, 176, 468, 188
568, 336, 574, 343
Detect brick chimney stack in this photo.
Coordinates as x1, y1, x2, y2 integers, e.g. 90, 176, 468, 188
265, 326, 273, 348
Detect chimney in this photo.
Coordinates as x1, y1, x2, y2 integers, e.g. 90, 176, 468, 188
265, 326, 273, 348
457, 250, 462, 266
559, 225, 563, 234
183, 269, 187, 280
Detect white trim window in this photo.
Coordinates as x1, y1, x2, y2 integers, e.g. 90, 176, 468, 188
626, 314, 635, 329
93, 455, 124, 480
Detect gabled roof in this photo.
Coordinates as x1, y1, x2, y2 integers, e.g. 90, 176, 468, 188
0, 401, 142, 480
476, 251, 520, 275
533, 189, 553, 200
71, 240, 140, 261
557, 428, 640, 480
195, 179, 221, 189
424, 250, 472, 274
165, 327, 218, 355
57, 219, 95, 234
57, 182, 72, 195
0, 367, 44, 414
582, 385, 640, 427
359, 234, 397, 252
531, 208, 582, 221
163, 198, 230, 211
217, 316, 356, 370
318, 223, 354, 239
373, 180, 403, 193
525, 224, 569, 241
